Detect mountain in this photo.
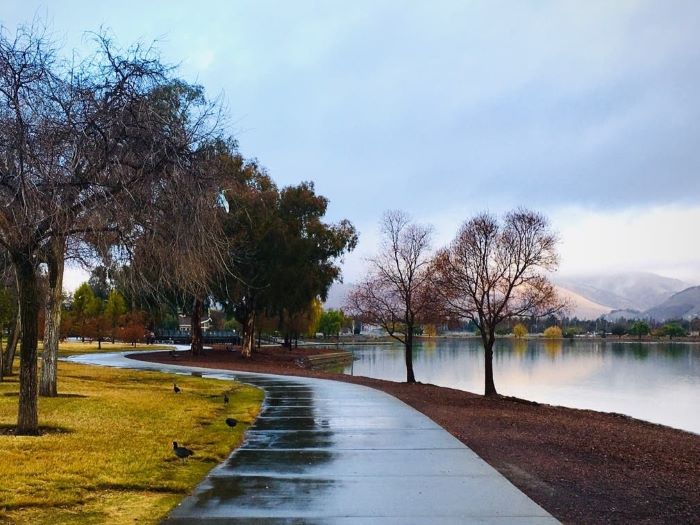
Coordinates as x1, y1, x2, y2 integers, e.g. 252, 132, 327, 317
644, 286, 700, 321
325, 282, 611, 320
556, 286, 612, 320
604, 309, 644, 321
555, 272, 688, 311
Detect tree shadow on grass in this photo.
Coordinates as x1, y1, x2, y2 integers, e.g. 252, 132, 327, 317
0, 424, 73, 436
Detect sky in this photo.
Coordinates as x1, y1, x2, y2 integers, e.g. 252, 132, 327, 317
3, 1, 699, 289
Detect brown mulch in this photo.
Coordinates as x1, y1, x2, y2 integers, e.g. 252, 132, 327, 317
133, 346, 700, 525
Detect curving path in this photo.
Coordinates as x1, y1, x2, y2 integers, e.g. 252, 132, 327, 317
68, 351, 558, 524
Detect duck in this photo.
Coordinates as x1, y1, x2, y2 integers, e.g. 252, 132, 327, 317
172, 442, 193, 460
173, 383, 181, 394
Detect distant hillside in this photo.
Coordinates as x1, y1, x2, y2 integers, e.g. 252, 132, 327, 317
555, 272, 688, 311
604, 309, 644, 321
325, 282, 611, 320
644, 286, 700, 321
556, 286, 612, 320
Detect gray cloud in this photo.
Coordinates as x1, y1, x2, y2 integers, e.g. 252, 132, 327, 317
4, 1, 699, 216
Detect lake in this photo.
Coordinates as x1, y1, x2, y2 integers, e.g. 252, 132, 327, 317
341, 338, 700, 434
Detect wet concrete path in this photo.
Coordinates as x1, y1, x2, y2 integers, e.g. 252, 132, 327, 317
68, 351, 558, 524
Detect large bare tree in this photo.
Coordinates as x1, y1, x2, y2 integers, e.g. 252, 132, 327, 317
0, 25, 221, 433
432, 209, 566, 396
346, 211, 434, 384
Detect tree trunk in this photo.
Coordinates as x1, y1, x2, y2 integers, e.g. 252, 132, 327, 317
40, 237, 65, 397
14, 254, 40, 435
0, 324, 4, 382
190, 296, 204, 356
483, 332, 497, 396
3, 303, 21, 376
404, 330, 416, 384
241, 312, 254, 358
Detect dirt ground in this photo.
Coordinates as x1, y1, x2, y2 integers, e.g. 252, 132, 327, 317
134, 346, 700, 524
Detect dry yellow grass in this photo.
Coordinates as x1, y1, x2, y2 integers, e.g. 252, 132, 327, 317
49, 340, 169, 356
0, 357, 263, 524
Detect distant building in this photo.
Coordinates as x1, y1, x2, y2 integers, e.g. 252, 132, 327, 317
178, 315, 213, 332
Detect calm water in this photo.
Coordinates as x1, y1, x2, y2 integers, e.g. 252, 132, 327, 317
342, 338, 700, 434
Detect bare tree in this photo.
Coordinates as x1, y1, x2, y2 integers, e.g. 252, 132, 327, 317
346, 211, 434, 384
0, 24, 222, 433
432, 209, 566, 396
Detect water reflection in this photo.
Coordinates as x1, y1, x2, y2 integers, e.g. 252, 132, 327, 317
345, 339, 700, 434
190, 375, 337, 512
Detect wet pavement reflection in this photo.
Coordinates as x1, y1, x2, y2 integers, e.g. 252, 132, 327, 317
67, 351, 558, 524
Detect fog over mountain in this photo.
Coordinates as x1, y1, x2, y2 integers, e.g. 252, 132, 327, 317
554, 272, 688, 312
644, 286, 700, 321
327, 271, 696, 322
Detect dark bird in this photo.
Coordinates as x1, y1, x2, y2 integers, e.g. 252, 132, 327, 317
172, 442, 193, 460
225, 417, 238, 428
223, 393, 229, 404
173, 383, 181, 394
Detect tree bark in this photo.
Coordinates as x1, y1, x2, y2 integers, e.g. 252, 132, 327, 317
190, 296, 204, 356
40, 237, 65, 397
483, 332, 497, 396
404, 329, 416, 384
0, 323, 4, 382
241, 312, 254, 358
14, 253, 40, 435
3, 301, 21, 376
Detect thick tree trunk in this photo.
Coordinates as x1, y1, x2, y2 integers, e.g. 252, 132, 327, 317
40, 237, 65, 397
404, 330, 416, 384
3, 303, 21, 376
14, 254, 40, 435
190, 297, 204, 356
241, 312, 254, 358
483, 333, 497, 396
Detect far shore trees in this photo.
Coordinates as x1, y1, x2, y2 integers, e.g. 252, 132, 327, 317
347, 211, 436, 384
432, 209, 566, 396
629, 321, 651, 339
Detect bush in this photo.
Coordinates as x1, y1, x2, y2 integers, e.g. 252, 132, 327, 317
512, 323, 528, 338
562, 326, 581, 339
543, 326, 563, 338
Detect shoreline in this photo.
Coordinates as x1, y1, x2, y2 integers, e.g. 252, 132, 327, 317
132, 347, 700, 524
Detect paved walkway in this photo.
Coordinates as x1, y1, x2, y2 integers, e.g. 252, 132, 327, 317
68, 351, 558, 524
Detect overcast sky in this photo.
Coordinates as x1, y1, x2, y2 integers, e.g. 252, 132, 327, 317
3, 1, 699, 288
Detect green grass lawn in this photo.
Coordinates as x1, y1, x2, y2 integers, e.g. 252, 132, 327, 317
0, 358, 263, 524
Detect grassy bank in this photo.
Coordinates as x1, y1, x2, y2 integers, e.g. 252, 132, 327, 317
0, 360, 263, 524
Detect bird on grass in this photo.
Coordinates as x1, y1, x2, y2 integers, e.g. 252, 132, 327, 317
173, 383, 181, 394
223, 393, 229, 404
172, 442, 194, 460
225, 417, 238, 429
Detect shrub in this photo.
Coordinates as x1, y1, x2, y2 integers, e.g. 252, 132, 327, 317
543, 326, 563, 338
512, 323, 528, 338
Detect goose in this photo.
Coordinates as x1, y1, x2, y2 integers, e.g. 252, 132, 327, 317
172, 442, 193, 460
